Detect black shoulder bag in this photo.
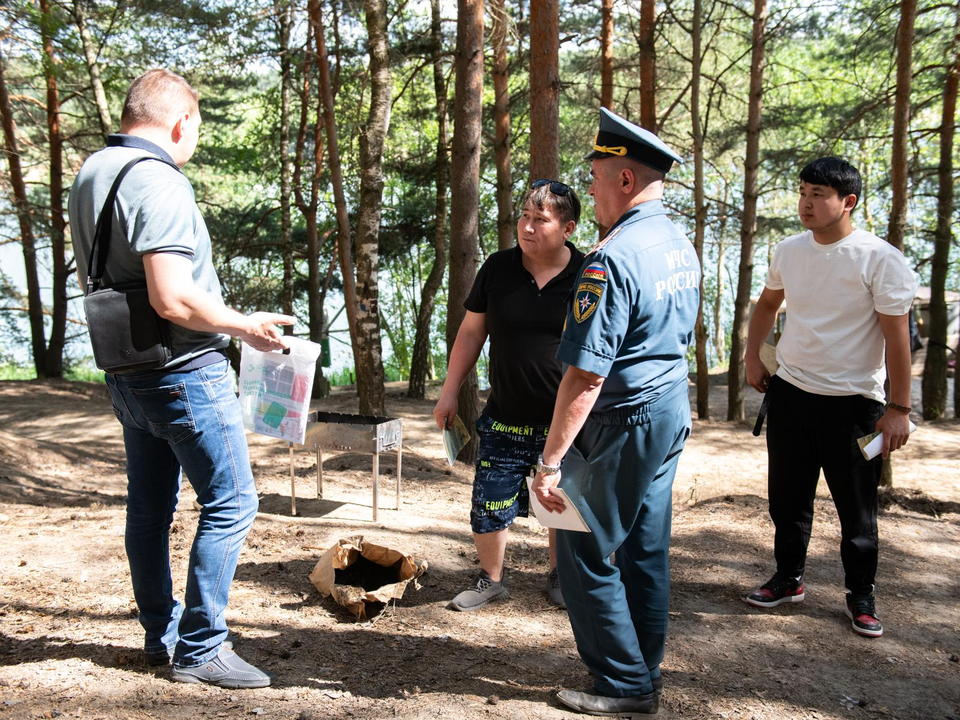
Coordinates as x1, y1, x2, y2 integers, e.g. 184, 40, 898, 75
83, 156, 182, 373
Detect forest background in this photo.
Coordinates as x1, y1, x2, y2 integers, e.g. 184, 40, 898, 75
1, 0, 958, 451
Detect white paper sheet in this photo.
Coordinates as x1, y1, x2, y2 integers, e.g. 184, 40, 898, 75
857, 421, 917, 461
525, 475, 591, 532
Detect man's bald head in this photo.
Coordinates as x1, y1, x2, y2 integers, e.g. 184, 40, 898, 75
121, 69, 199, 131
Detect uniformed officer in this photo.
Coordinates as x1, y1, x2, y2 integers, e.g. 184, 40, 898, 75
531, 108, 699, 717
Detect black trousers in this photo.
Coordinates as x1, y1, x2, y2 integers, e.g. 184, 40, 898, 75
765, 376, 884, 597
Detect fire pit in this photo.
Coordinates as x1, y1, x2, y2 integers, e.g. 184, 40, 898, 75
287, 411, 402, 521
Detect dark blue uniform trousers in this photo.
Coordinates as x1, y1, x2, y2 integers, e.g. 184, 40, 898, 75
557, 383, 691, 697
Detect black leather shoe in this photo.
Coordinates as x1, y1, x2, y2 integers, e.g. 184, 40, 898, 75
556, 688, 659, 716
651, 674, 663, 695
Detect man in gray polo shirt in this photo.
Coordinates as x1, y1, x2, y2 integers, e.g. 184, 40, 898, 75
69, 69, 291, 688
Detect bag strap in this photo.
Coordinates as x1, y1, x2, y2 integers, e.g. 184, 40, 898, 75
86, 155, 182, 293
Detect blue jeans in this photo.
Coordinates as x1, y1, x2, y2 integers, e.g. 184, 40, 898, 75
105, 358, 258, 667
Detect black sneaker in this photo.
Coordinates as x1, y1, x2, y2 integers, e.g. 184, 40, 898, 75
744, 574, 805, 608
845, 593, 883, 637
448, 569, 509, 611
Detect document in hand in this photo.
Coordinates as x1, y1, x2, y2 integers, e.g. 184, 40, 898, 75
857, 421, 917, 461
524, 474, 591, 532
442, 415, 471, 467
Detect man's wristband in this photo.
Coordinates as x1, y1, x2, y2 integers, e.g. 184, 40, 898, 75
886, 402, 912, 414
535, 454, 562, 475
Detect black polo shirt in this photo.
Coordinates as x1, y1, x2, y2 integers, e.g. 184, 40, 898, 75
464, 241, 585, 425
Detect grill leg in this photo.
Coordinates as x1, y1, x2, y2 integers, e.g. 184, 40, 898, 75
372, 450, 379, 523
289, 443, 296, 516
396, 435, 402, 511
317, 448, 323, 498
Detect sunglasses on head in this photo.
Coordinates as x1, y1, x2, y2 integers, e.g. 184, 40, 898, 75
532, 179, 571, 196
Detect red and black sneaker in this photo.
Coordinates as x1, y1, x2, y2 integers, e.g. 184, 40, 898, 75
744, 574, 805, 608
845, 593, 883, 637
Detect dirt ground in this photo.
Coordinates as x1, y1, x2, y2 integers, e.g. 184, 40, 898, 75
0, 375, 958, 720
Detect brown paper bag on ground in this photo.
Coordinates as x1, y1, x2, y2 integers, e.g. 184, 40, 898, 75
308, 536, 428, 621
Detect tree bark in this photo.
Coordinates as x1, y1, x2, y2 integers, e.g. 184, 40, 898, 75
0, 46, 46, 377
408, 0, 450, 400
40, 0, 67, 379
881, 0, 918, 488
639, 0, 656, 130
353, 0, 392, 416
714, 182, 730, 364
529, 0, 559, 181
600, 0, 614, 109
310, 0, 362, 401
921, 14, 959, 421
691, 0, 709, 419
73, 0, 112, 139
448, 0, 484, 462
293, 17, 329, 397
885, 0, 917, 254
278, 0, 294, 332
727, 0, 766, 421
490, 0, 513, 251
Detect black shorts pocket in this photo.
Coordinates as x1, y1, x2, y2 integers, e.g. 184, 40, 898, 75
129, 382, 196, 443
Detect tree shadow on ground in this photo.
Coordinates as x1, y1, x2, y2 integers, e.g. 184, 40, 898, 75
0, 468, 125, 508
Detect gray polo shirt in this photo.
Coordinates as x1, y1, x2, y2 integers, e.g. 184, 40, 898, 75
69, 134, 230, 367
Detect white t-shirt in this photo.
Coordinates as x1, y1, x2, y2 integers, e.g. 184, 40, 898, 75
765, 228, 916, 402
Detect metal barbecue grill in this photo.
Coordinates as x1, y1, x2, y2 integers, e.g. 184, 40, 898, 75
287, 411, 402, 521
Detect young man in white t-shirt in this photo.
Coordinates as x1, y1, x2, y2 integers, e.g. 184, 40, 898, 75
743, 156, 916, 638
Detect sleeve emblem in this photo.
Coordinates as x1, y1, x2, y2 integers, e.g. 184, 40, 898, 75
581, 262, 607, 283
574, 282, 604, 323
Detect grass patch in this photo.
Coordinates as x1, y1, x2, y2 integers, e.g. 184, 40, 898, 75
0, 364, 36, 380
0, 363, 105, 383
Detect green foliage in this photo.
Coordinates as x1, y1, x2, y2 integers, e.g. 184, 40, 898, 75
0, 364, 37, 381
1, 0, 957, 386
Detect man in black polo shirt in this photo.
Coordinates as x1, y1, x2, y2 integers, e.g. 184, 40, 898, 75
434, 180, 584, 611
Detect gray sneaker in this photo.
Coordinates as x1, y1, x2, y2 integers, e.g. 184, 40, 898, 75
546, 567, 565, 608
171, 646, 271, 688
448, 570, 509, 611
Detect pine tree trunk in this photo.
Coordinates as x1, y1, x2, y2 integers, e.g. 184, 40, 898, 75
448, 0, 484, 463
310, 0, 362, 402
714, 235, 726, 362
278, 0, 295, 332
727, 0, 766, 422
639, 0, 656, 131
881, 0, 917, 487
691, 0, 709, 419
41, 0, 67, 379
73, 0, 112, 139
885, 0, 917, 254
490, 0, 513, 251
529, 0, 559, 181
0, 46, 46, 377
408, 0, 450, 400
354, 0, 391, 416
293, 17, 328, 397
600, 0, 614, 109
920, 12, 958, 421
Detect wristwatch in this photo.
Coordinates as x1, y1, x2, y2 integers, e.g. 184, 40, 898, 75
535, 454, 562, 475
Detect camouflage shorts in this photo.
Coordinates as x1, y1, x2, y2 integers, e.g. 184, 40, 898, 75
470, 414, 549, 534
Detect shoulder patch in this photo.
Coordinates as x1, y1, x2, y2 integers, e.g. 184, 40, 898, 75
574, 282, 604, 323
581, 262, 607, 283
